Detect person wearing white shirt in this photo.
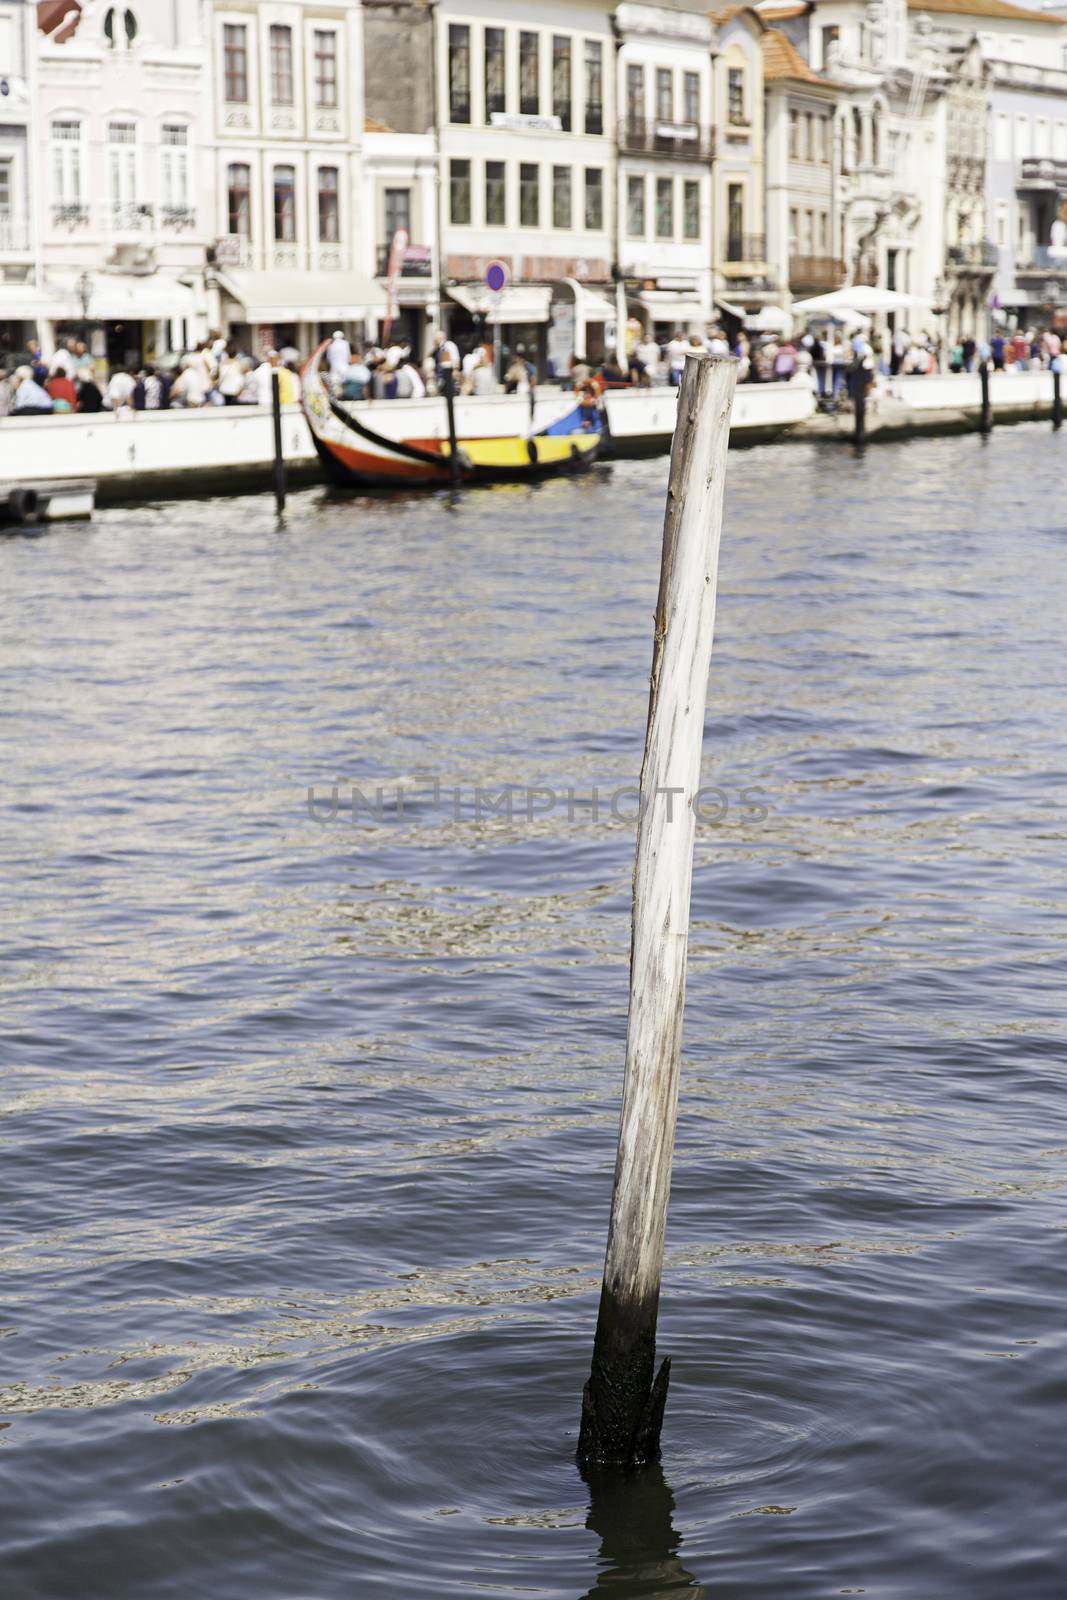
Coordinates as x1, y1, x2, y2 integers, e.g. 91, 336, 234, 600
106, 368, 136, 411
637, 337, 662, 384
395, 360, 426, 399
171, 361, 208, 408
666, 332, 689, 386
326, 330, 352, 385
49, 342, 76, 378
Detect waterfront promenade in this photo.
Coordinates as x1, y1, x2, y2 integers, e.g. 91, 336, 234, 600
4, 367, 1061, 504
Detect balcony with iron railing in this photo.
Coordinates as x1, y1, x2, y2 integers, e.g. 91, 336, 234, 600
721, 232, 767, 269
789, 255, 846, 293
161, 204, 197, 232
1016, 244, 1067, 280
211, 236, 353, 272
107, 202, 156, 237
946, 240, 998, 271
618, 117, 714, 162
52, 201, 90, 229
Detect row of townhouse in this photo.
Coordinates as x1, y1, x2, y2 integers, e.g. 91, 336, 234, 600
3, 0, 1066, 373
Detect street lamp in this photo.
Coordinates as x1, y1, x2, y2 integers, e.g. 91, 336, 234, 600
76, 270, 93, 331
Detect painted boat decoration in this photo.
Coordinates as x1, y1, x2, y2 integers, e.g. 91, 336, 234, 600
301, 342, 601, 488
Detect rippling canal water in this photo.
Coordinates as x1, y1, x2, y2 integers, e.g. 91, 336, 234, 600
2, 430, 1066, 1598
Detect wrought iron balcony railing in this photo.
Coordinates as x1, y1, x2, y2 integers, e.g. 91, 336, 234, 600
618, 118, 713, 162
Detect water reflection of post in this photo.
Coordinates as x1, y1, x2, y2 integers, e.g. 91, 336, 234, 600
579, 1463, 707, 1600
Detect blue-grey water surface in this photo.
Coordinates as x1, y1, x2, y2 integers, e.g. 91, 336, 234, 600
2, 431, 1066, 1598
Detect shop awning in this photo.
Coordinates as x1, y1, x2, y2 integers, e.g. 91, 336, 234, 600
47, 272, 199, 320
636, 290, 706, 325
0, 281, 79, 321
449, 284, 552, 323
715, 297, 748, 319
221, 271, 387, 323
564, 280, 615, 321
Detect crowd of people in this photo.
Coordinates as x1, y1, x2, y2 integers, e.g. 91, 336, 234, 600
0, 333, 303, 418
4, 319, 1064, 421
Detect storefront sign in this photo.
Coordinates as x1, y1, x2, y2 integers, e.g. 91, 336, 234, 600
490, 112, 563, 133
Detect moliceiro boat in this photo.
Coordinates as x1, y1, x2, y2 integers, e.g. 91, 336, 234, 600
301, 343, 601, 488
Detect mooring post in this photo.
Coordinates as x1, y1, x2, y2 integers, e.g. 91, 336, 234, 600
1053, 358, 1062, 432
578, 352, 737, 1469
851, 357, 866, 448
442, 364, 461, 491
979, 358, 992, 436
271, 368, 286, 514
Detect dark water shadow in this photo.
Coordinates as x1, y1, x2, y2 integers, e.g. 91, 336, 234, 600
579, 1462, 708, 1598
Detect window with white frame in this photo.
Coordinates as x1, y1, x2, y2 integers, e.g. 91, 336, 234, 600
1034, 117, 1050, 158
485, 160, 506, 225
583, 40, 602, 135
584, 167, 603, 230
519, 33, 539, 117
107, 121, 137, 216
227, 161, 251, 236
727, 66, 745, 126
519, 161, 539, 226
485, 27, 505, 117
683, 179, 699, 239
1056, 121, 1067, 161
223, 23, 248, 103
161, 124, 189, 213
993, 112, 1009, 161
270, 24, 294, 105
314, 31, 338, 109
317, 166, 339, 242
552, 165, 572, 229
552, 37, 572, 131
655, 176, 673, 238
994, 201, 1008, 247
273, 164, 296, 241
1015, 114, 1030, 159
626, 173, 645, 236
683, 71, 699, 126
51, 119, 84, 212
0, 156, 12, 231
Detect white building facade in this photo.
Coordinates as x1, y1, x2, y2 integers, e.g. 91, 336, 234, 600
35, 0, 211, 366
0, 0, 40, 362
206, 0, 383, 352
435, 0, 617, 374
616, 3, 715, 341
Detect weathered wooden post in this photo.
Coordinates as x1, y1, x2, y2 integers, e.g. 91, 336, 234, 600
851, 357, 866, 448
442, 364, 461, 491
271, 368, 286, 514
1053, 359, 1062, 432
979, 358, 993, 436
578, 352, 736, 1469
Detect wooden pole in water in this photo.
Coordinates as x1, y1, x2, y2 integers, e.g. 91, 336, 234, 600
442, 364, 461, 491
851, 357, 866, 448
979, 358, 993, 436
578, 352, 737, 1469
1053, 360, 1062, 432
271, 368, 286, 514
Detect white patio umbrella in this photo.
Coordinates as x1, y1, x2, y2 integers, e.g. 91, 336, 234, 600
791, 286, 927, 317
749, 305, 793, 333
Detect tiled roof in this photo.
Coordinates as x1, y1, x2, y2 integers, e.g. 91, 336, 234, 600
906, 0, 1062, 23
761, 28, 824, 82
758, 3, 812, 19
38, 0, 82, 41
364, 116, 396, 133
